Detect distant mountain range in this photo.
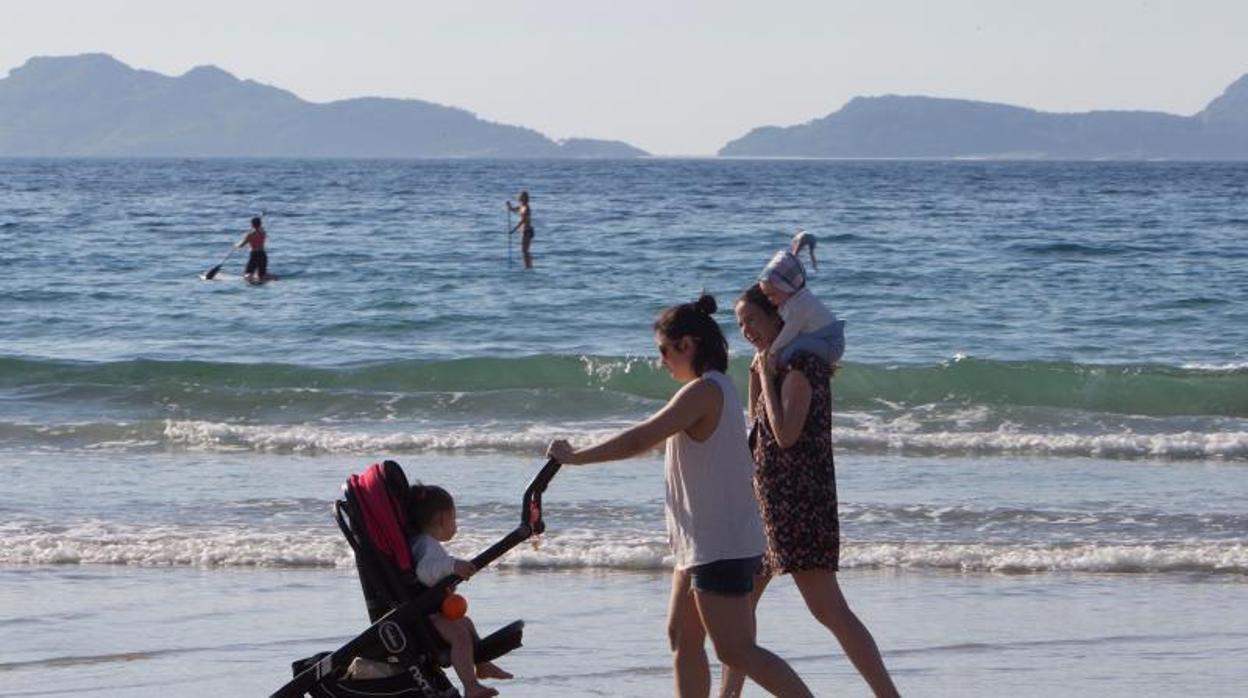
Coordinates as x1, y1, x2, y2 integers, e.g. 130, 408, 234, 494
0, 54, 648, 158
5, 54, 1248, 159
720, 74, 1248, 159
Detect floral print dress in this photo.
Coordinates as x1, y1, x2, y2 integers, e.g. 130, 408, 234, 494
752, 352, 840, 576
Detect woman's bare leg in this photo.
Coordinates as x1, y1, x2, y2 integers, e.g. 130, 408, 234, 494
521, 233, 533, 269
669, 569, 711, 698
695, 589, 812, 698
792, 570, 899, 697
717, 572, 772, 698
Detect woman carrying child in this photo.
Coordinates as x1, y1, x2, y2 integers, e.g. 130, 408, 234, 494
408, 484, 512, 698
547, 294, 813, 698
721, 284, 899, 698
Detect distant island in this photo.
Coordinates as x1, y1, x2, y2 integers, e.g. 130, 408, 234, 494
6, 53, 1247, 160
720, 75, 1248, 159
0, 54, 648, 158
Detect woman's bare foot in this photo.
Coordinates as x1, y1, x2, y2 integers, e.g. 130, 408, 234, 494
476, 661, 513, 680
464, 685, 498, 698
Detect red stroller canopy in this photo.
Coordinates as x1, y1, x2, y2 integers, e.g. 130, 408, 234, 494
347, 462, 413, 573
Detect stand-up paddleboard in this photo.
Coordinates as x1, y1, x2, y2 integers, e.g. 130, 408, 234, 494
201, 273, 279, 284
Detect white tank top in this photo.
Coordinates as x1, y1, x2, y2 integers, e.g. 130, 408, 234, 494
664, 370, 766, 569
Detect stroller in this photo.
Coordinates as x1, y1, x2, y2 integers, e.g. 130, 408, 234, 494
271, 458, 561, 698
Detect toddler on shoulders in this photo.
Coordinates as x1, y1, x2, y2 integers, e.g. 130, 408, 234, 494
757, 249, 845, 367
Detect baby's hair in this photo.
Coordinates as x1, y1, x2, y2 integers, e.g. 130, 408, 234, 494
407, 483, 455, 533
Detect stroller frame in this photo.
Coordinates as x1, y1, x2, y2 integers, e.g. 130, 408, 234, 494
271, 458, 561, 698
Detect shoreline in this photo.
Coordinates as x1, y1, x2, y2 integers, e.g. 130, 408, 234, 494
3, 566, 1245, 697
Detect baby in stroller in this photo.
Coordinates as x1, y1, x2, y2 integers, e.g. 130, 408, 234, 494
274, 458, 560, 698
407, 483, 512, 698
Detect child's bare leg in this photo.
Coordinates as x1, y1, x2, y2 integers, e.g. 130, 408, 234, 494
459, 618, 512, 680
431, 615, 497, 697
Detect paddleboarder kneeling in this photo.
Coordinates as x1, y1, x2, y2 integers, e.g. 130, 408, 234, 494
237, 216, 268, 283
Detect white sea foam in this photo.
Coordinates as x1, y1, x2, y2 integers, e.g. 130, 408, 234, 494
157, 418, 1248, 461
836, 426, 1248, 460
3, 521, 1244, 575
1181, 361, 1248, 372
840, 541, 1248, 574
161, 419, 628, 455
2, 521, 352, 568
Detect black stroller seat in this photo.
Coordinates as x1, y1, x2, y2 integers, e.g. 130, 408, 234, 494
271, 458, 561, 698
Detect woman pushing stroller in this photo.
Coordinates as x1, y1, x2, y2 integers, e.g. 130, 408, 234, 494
548, 293, 814, 697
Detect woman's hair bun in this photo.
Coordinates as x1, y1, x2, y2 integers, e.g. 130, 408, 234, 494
694, 293, 717, 316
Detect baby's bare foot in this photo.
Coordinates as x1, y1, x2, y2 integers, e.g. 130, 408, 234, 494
476, 661, 513, 680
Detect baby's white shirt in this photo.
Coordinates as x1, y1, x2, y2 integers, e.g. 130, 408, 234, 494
774, 288, 838, 353
410, 533, 458, 587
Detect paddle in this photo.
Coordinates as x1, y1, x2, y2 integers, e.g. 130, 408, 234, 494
201, 246, 235, 280
506, 205, 513, 266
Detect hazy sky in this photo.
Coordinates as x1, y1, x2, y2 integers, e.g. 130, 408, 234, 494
5, 0, 1248, 154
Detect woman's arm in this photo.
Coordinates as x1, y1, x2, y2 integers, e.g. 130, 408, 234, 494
548, 378, 716, 465
758, 352, 812, 449
747, 356, 761, 422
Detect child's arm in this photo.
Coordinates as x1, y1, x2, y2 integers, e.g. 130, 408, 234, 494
770, 319, 801, 354
452, 559, 476, 579
771, 289, 826, 351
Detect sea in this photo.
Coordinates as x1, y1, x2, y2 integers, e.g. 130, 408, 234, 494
1, 158, 1246, 697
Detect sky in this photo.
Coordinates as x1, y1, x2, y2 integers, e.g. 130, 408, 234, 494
4, 0, 1248, 155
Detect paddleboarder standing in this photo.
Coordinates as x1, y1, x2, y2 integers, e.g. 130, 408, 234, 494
237, 216, 268, 283
506, 191, 534, 269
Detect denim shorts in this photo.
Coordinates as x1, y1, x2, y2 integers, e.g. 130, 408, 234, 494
688, 556, 762, 596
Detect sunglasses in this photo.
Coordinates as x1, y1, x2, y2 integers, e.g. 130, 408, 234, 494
658, 338, 688, 358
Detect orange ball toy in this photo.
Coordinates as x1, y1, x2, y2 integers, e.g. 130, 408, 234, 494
441, 593, 468, 620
